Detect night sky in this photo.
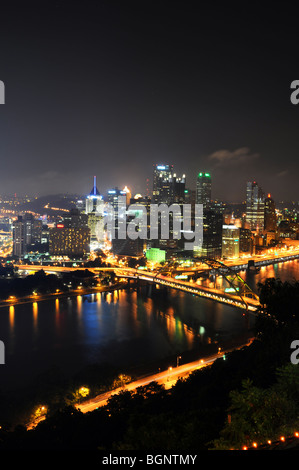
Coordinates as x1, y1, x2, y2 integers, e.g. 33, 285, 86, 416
0, 1, 298, 202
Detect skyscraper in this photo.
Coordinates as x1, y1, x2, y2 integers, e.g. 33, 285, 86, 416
199, 209, 223, 258
172, 173, 186, 203
85, 176, 105, 250
151, 164, 186, 251
246, 181, 265, 233
152, 164, 174, 204
85, 176, 104, 214
222, 224, 240, 259
49, 224, 90, 258
196, 172, 211, 210
106, 187, 127, 211
194, 172, 223, 259
12, 216, 24, 258
264, 194, 276, 232
12, 213, 42, 257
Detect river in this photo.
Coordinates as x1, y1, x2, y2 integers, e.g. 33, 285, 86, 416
0, 260, 298, 392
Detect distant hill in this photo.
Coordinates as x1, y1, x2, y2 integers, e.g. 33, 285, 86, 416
17, 194, 82, 216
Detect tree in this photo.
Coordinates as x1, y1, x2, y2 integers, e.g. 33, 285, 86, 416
258, 278, 299, 324
212, 365, 299, 450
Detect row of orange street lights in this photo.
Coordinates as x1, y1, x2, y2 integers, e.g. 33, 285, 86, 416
242, 432, 299, 450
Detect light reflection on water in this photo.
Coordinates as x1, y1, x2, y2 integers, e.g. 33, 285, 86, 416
0, 260, 298, 390
240, 259, 299, 293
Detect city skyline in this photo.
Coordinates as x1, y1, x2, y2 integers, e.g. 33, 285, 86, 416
0, 2, 298, 201
0, 170, 293, 208
0, 1, 299, 453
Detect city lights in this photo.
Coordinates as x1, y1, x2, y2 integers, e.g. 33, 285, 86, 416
0, 0, 298, 454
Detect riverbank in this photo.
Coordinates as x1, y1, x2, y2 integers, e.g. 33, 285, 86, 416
0, 281, 129, 309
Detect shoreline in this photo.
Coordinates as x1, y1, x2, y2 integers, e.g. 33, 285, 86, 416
0, 282, 127, 309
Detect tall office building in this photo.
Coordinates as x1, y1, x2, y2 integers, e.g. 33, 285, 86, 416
239, 227, 253, 254
152, 164, 174, 204
106, 187, 127, 210
194, 172, 223, 259
23, 213, 34, 246
85, 176, 104, 214
246, 181, 265, 233
200, 209, 223, 258
85, 176, 105, 250
123, 186, 131, 206
49, 210, 90, 257
222, 224, 240, 259
264, 194, 276, 232
196, 172, 212, 209
152, 163, 186, 204
63, 208, 89, 228
12, 216, 24, 257
129, 194, 151, 241
193, 210, 223, 259
152, 164, 186, 251
172, 173, 186, 203
12, 213, 43, 257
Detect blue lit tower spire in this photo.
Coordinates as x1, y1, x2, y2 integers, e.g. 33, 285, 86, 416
86, 176, 103, 214
90, 175, 100, 196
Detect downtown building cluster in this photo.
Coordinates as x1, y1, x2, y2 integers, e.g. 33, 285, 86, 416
9, 164, 299, 263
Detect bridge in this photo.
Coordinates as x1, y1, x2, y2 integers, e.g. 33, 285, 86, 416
17, 257, 260, 312
114, 257, 260, 312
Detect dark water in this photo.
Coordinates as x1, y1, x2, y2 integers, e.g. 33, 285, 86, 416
0, 260, 298, 391
240, 259, 299, 292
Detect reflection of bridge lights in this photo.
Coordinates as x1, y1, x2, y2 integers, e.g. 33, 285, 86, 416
9, 305, 14, 329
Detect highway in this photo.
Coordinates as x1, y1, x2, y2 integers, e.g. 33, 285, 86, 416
17, 247, 299, 277
75, 344, 252, 414
27, 350, 232, 429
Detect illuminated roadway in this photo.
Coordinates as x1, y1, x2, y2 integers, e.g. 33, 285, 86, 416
17, 263, 259, 311
75, 341, 253, 414
77, 347, 249, 413
27, 346, 250, 429
17, 249, 299, 312
75, 354, 222, 413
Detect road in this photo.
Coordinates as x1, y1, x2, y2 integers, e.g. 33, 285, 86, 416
16, 247, 299, 276
75, 347, 246, 414
26, 341, 253, 430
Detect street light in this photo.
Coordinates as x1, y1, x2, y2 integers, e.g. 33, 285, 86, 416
177, 355, 182, 367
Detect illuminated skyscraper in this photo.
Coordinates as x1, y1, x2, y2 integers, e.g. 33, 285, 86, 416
196, 172, 211, 210
152, 164, 186, 251
85, 176, 105, 250
222, 224, 240, 259
85, 176, 104, 214
12, 213, 42, 257
106, 187, 127, 210
264, 194, 276, 232
152, 164, 174, 204
49, 224, 90, 257
172, 173, 186, 203
194, 172, 223, 259
123, 186, 131, 206
246, 181, 265, 233
12, 216, 24, 257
